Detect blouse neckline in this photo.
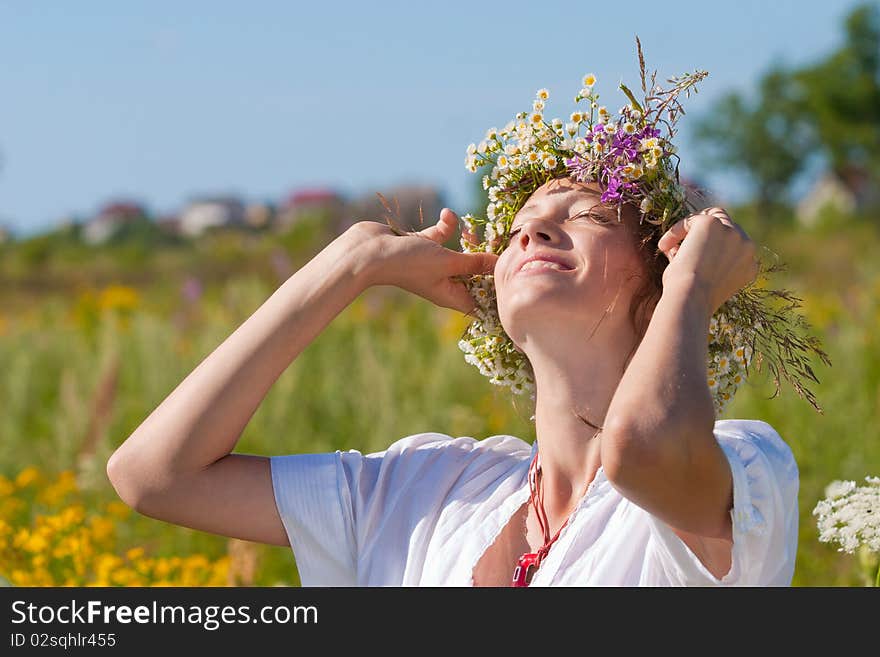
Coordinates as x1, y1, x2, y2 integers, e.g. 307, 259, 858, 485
467, 439, 610, 587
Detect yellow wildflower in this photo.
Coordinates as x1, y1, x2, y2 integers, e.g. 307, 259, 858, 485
0, 475, 14, 496
125, 547, 146, 561
15, 466, 41, 489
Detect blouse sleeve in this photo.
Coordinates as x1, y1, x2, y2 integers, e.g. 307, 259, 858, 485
269, 451, 360, 586
645, 419, 800, 586
270, 432, 520, 586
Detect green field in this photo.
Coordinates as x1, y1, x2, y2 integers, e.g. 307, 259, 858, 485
2, 209, 878, 586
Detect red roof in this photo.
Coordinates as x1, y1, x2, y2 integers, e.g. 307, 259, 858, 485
285, 189, 340, 208
97, 201, 145, 218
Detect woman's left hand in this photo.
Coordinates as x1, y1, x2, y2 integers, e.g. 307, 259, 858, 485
657, 207, 759, 316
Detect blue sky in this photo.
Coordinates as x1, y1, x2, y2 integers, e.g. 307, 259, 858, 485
0, 0, 863, 237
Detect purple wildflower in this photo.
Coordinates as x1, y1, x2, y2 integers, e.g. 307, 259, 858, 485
601, 176, 622, 203
181, 276, 203, 305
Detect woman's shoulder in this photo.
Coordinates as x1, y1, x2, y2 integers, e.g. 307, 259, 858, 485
713, 418, 796, 458
712, 418, 799, 486
379, 431, 533, 462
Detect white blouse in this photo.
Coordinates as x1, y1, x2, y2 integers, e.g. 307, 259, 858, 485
270, 419, 799, 586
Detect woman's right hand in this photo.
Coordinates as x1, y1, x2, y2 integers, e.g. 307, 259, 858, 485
350, 208, 498, 314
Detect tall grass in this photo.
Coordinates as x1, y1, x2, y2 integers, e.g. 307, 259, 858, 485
1, 212, 878, 585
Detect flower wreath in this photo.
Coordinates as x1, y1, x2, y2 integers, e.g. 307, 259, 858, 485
452, 38, 830, 420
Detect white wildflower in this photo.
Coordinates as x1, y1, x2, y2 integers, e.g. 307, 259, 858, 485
826, 480, 857, 500
813, 476, 880, 553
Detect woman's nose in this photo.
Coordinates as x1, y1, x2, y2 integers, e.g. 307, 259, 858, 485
518, 219, 559, 246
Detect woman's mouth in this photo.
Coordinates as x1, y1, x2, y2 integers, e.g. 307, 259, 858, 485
517, 259, 575, 274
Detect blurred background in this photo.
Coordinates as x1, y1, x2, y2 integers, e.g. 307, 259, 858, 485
1, 1, 877, 586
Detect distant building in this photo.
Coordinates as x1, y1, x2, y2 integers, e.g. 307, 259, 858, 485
245, 202, 275, 230
797, 167, 879, 226
797, 173, 856, 226
82, 201, 147, 245
179, 196, 246, 237
155, 214, 183, 237
275, 188, 345, 233
343, 184, 444, 235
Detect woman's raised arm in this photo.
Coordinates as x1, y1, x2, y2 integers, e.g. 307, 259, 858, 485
106, 212, 497, 546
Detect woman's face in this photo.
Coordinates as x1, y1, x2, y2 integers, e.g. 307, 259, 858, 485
493, 178, 647, 349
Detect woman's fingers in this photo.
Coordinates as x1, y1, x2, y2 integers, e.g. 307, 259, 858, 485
451, 250, 498, 276
443, 280, 478, 314
658, 208, 740, 261
418, 208, 459, 243
657, 215, 697, 256
461, 227, 479, 248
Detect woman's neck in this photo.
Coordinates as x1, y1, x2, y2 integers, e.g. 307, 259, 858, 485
526, 332, 635, 523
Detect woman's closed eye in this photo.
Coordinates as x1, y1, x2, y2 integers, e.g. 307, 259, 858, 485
507, 211, 609, 237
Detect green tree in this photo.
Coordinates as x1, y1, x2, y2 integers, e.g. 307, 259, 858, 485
694, 2, 880, 212
795, 3, 880, 184
694, 69, 814, 213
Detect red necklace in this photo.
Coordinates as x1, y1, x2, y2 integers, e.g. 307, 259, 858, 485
511, 450, 572, 587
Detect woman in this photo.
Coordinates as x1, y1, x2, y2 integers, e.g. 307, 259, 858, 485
106, 63, 804, 587
105, 186, 799, 586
